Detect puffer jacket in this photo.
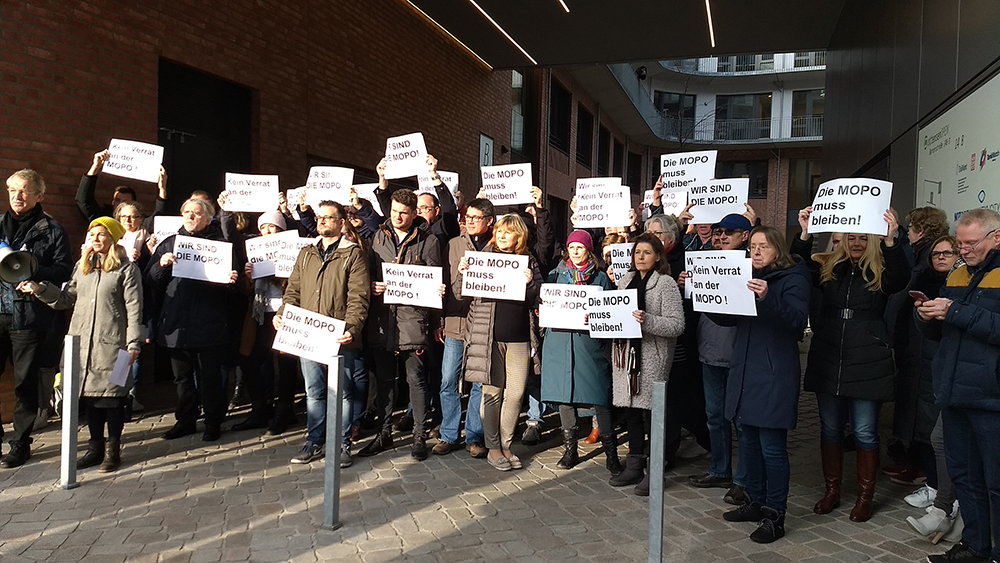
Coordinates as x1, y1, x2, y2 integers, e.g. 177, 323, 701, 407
37, 255, 143, 398
280, 238, 369, 349
794, 235, 909, 401
369, 218, 441, 351
456, 246, 543, 387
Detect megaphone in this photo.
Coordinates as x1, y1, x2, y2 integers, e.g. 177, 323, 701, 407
0, 242, 38, 285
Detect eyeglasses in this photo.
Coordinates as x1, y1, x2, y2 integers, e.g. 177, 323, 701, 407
647, 230, 664, 237
465, 214, 488, 223
316, 215, 341, 223
119, 214, 140, 220
930, 250, 957, 259
417, 205, 438, 212
713, 228, 743, 237
958, 229, 997, 252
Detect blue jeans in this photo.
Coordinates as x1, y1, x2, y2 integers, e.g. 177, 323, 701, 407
439, 337, 485, 444
738, 423, 790, 513
301, 349, 366, 447
525, 373, 546, 423
815, 392, 881, 450
943, 407, 1000, 560
341, 349, 367, 446
703, 364, 732, 480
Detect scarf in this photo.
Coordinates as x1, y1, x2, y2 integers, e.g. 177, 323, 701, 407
2, 203, 45, 247
613, 271, 651, 396
567, 258, 597, 285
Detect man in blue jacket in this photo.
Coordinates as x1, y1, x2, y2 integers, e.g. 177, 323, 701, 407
918, 208, 1000, 563
0, 169, 73, 468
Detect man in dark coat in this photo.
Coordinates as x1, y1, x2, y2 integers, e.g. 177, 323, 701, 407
0, 169, 73, 468
77, 149, 169, 223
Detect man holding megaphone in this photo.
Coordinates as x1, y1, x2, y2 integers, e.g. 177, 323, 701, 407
0, 169, 72, 469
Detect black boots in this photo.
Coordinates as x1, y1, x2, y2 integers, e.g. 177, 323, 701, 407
609, 453, 645, 487
600, 433, 622, 476
232, 401, 271, 432
99, 439, 121, 472
267, 401, 297, 435
750, 506, 785, 543
557, 427, 579, 469
78, 439, 105, 469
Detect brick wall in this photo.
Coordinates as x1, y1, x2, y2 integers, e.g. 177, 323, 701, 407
0, 0, 512, 422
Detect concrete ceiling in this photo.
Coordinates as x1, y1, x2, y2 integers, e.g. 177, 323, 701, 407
407, 0, 847, 69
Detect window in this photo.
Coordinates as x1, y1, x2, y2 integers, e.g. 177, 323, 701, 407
716, 161, 769, 198
548, 80, 572, 153
626, 151, 642, 193
597, 126, 611, 176
654, 91, 696, 139
612, 139, 624, 178
714, 93, 772, 140
576, 104, 593, 167
511, 71, 525, 156
791, 89, 825, 137
794, 51, 826, 68
717, 56, 732, 73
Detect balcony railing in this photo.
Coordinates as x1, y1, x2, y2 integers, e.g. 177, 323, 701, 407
659, 51, 826, 76
655, 114, 823, 143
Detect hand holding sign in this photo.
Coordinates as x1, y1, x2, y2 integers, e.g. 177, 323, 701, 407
224, 173, 280, 212
480, 163, 533, 205
460, 251, 529, 301
384, 133, 428, 179
105, 139, 164, 183
688, 179, 749, 225
807, 178, 893, 236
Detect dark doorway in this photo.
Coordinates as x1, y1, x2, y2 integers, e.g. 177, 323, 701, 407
158, 59, 253, 214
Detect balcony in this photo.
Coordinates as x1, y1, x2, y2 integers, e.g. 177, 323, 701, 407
660, 51, 826, 76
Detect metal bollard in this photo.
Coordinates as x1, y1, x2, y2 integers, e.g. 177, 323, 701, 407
59, 335, 81, 490
648, 380, 667, 563
323, 355, 344, 530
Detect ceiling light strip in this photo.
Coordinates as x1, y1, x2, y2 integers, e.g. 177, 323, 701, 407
403, 0, 493, 70
557, 0, 570, 13
705, 0, 716, 48
466, 0, 538, 65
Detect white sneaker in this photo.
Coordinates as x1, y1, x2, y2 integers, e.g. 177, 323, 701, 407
905, 485, 937, 508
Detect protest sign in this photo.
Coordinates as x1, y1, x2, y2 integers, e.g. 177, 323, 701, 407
224, 173, 279, 212
353, 183, 384, 217
808, 178, 893, 236
274, 236, 317, 278
152, 216, 183, 251
272, 304, 345, 364
574, 178, 631, 228
587, 289, 641, 339
659, 150, 716, 215
685, 250, 756, 316
688, 178, 749, 225
608, 243, 633, 284
417, 171, 459, 194
381, 263, 443, 309
171, 235, 233, 284
683, 253, 696, 299
285, 187, 304, 209
305, 166, 354, 209
105, 139, 163, 183
245, 230, 299, 279
538, 283, 599, 330
384, 132, 428, 179
460, 251, 529, 301
480, 163, 533, 205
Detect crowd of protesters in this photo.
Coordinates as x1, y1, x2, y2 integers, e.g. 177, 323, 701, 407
0, 150, 997, 561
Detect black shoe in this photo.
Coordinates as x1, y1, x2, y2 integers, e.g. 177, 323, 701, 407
360, 409, 378, 431
411, 435, 428, 461
749, 506, 785, 544
393, 415, 414, 433
927, 543, 989, 563
163, 422, 197, 440
689, 472, 733, 489
634, 471, 650, 497
521, 423, 542, 446
77, 439, 105, 469
357, 432, 392, 457
232, 415, 269, 432
202, 425, 222, 442
724, 484, 746, 505
724, 501, 763, 522
556, 427, 578, 470
0, 441, 31, 468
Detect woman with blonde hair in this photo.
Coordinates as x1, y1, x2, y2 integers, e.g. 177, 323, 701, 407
19, 218, 143, 472
793, 207, 909, 522
456, 213, 543, 471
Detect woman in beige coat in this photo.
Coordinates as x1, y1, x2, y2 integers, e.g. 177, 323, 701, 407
20, 217, 143, 472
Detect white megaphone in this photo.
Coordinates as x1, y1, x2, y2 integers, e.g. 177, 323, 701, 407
0, 241, 38, 285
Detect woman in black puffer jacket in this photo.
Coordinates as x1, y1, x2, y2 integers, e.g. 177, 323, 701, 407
792, 206, 908, 523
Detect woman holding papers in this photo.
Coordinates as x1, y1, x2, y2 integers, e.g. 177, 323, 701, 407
710, 226, 810, 543
609, 232, 685, 492
793, 207, 908, 523
457, 214, 542, 472
540, 230, 620, 475
19, 217, 143, 472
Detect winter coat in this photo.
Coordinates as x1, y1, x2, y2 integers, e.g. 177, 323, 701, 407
920, 249, 1000, 411
37, 255, 143, 398
280, 238, 370, 349
144, 222, 238, 349
697, 314, 737, 367
457, 247, 543, 387
611, 270, 685, 410
793, 235, 909, 401
368, 219, 441, 351
712, 258, 811, 430
540, 261, 614, 406
0, 208, 73, 331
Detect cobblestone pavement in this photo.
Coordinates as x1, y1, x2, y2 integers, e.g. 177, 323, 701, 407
0, 387, 947, 563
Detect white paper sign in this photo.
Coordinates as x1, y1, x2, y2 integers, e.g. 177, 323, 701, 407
539, 283, 599, 330
480, 163, 533, 205
587, 289, 641, 339
575, 178, 632, 228
272, 304, 345, 364
305, 166, 354, 209
152, 216, 184, 251
109, 349, 131, 388
381, 263, 443, 309
384, 132, 428, 179
275, 236, 317, 279
223, 173, 279, 212
105, 139, 163, 183
418, 171, 459, 194
171, 235, 233, 284
686, 250, 756, 316
353, 183, 384, 217
683, 254, 696, 299
245, 230, 299, 279
689, 178, 749, 225
660, 150, 717, 189
809, 178, 893, 236
608, 243, 633, 284
461, 251, 529, 301
286, 187, 304, 209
